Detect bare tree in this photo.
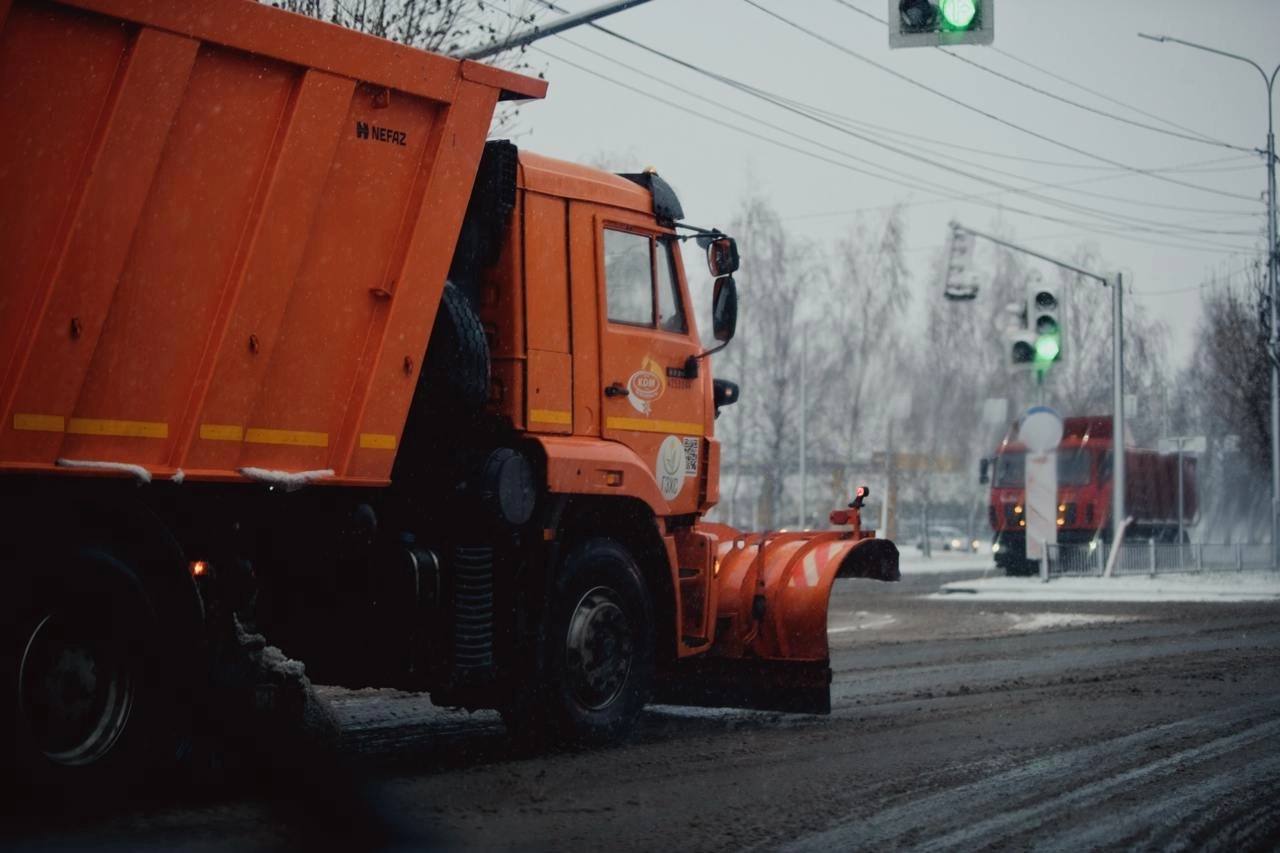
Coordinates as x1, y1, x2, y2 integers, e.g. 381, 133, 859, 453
710, 194, 810, 529
809, 208, 910, 498
267, 0, 545, 134
1189, 262, 1271, 468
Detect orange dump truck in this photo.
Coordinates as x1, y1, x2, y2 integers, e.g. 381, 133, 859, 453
0, 0, 897, 790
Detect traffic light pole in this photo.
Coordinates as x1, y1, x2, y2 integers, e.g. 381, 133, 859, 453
949, 224, 1126, 547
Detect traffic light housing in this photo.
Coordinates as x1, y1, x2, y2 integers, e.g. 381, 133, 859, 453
1029, 284, 1064, 369
889, 0, 994, 48
943, 223, 978, 300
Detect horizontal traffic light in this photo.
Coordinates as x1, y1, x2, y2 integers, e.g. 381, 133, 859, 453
890, 0, 993, 48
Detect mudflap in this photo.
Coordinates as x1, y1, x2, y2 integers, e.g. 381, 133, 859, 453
654, 658, 832, 715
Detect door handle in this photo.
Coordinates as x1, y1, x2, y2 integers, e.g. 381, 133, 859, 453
605, 382, 630, 398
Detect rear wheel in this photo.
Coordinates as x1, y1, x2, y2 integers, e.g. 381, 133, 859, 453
503, 538, 654, 745
5, 549, 190, 799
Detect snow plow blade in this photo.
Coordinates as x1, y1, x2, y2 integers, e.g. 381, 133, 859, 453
655, 528, 899, 714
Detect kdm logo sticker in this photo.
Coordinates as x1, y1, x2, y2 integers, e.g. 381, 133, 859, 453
627, 355, 666, 415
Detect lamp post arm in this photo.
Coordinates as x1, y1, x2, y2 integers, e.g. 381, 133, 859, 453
1139, 33, 1270, 87
948, 222, 1108, 287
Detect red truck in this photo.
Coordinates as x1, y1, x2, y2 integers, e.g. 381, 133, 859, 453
0, 0, 897, 795
985, 416, 1197, 575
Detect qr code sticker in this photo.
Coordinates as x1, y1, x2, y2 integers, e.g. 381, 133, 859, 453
681, 437, 699, 477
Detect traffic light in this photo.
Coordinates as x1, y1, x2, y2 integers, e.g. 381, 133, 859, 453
943, 223, 978, 300
889, 0, 994, 48
1029, 284, 1064, 369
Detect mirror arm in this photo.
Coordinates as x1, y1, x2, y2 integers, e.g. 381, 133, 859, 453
683, 340, 731, 379
672, 222, 725, 245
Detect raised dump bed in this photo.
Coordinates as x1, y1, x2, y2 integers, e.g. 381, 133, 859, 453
0, 0, 545, 485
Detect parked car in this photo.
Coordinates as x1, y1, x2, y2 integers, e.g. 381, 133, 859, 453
917, 526, 981, 552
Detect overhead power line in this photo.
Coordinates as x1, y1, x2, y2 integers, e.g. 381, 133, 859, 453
832, 0, 1254, 154
535, 43, 1256, 254
991, 47, 1237, 146
1131, 260, 1261, 296
740, 0, 1257, 202
519, 0, 1256, 251
578, 36, 1253, 239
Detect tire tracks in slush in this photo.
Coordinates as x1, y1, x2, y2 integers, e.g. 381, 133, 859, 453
782, 701, 1280, 852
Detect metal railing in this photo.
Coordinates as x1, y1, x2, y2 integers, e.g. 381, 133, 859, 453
1046, 542, 1274, 578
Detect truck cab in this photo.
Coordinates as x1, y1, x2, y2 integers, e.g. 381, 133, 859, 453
987, 416, 1197, 574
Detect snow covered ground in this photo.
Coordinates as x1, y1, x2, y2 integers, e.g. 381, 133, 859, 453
892, 546, 1280, 602
932, 572, 1280, 603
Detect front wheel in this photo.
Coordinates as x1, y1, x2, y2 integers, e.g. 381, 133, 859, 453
504, 538, 654, 745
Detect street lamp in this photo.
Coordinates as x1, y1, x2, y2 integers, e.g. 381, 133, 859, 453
1139, 33, 1279, 568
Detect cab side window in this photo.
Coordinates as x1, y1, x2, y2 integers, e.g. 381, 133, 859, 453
655, 238, 687, 333
603, 228, 688, 334
604, 229, 653, 326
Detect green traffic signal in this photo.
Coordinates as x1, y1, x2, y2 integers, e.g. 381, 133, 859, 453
939, 0, 977, 29
1034, 335, 1060, 363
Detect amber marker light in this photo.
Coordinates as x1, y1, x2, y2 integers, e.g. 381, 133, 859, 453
190, 560, 208, 577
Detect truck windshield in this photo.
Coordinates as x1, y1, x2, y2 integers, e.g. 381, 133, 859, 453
993, 450, 1092, 486
993, 452, 1024, 486
1058, 448, 1092, 485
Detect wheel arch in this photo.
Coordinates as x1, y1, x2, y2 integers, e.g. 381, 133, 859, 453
1, 481, 204, 660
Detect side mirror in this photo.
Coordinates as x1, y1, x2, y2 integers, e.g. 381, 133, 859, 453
712, 275, 738, 343
706, 236, 739, 278
712, 378, 739, 418
979, 458, 990, 485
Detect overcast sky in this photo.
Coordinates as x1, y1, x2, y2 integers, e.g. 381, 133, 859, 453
505, 0, 1279, 366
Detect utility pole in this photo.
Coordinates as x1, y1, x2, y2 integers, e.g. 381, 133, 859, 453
947, 223, 1126, 547
1139, 34, 1279, 567
461, 0, 654, 60
798, 333, 807, 529
1114, 272, 1126, 552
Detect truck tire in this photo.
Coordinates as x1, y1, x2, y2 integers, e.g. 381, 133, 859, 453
4, 547, 190, 800
421, 281, 489, 411
506, 538, 655, 745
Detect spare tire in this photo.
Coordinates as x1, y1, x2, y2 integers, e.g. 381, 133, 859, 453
421, 281, 489, 411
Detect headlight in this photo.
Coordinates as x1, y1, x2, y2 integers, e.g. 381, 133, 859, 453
992, 542, 1002, 554
950, 538, 963, 550
971, 539, 980, 551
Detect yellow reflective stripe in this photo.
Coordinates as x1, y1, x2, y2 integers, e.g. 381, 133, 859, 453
13, 414, 66, 432
200, 424, 244, 442
67, 418, 167, 438
606, 416, 703, 436
359, 433, 397, 450
244, 427, 328, 447
529, 408, 572, 425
